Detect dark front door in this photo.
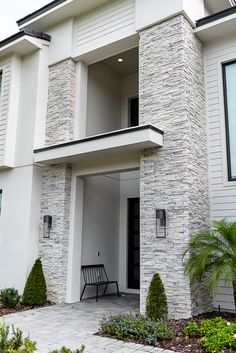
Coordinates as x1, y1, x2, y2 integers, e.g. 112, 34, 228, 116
128, 198, 140, 289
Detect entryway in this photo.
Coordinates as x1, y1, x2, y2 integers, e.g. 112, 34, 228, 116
67, 169, 140, 303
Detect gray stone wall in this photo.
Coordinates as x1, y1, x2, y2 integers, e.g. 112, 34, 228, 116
39, 58, 76, 302
45, 59, 76, 146
139, 15, 212, 319
39, 164, 72, 302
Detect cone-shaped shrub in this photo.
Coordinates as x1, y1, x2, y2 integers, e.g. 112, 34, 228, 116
146, 273, 168, 321
22, 258, 47, 306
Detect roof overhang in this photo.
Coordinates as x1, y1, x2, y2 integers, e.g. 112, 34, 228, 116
34, 125, 163, 165
195, 6, 236, 42
0, 31, 51, 59
17, 0, 110, 31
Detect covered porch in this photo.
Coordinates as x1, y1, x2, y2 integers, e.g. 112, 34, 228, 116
67, 169, 141, 303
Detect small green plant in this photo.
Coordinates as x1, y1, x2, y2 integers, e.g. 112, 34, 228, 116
50, 346, 85, 353
183, 317, 236, 352
183, 321, 200, 338
99, 313, 171, 346
0, 320, 36, 353
146, 273, 168, 321
0, 288, 21, 308
22, 259, 47, 306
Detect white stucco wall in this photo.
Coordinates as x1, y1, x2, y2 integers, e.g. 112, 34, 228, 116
0, 49, 46, 294
86, 62, 121, 136
0, 165, 42, 293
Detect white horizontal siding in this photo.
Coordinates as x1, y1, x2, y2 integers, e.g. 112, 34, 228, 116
74, 0, 135, 55
0, 60, 11, 166
205, 37, 236, 312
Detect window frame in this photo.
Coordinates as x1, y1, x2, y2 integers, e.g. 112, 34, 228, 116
222, 60, 236, 182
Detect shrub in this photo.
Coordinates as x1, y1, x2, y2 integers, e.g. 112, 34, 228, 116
146, 273, 168, 321
99, 313, 172, 346
183, 322, 200, 338
0, 320, 36, 353
22, 258, 47, 306
201, 317, 236, 352
183, 317, 236, 353
50, 346, 85, 353
0, 288, 20, 308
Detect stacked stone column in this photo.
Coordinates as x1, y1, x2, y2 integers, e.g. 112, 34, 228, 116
39, 59, 76, 302
139, 15, 212, 319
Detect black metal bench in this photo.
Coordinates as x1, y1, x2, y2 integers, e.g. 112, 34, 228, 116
80, 264, 120, 302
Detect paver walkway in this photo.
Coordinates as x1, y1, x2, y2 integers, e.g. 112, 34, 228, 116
4, 295, 175, 353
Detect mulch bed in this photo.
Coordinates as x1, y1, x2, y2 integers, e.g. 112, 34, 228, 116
99, 311, 236, 353
158, 311, 236, 353
0, 302, 54, 317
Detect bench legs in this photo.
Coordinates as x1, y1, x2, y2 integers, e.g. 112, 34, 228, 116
103, 284, 108, 296
80, 282, 120, 301
80, 284, 87, 301
116, 282, 120, 297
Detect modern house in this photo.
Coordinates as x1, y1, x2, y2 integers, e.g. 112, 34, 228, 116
0, 0, 235, 319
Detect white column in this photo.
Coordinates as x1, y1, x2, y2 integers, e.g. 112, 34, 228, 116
66, 175, 84, 303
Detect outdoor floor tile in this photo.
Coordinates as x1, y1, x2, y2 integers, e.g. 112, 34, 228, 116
3, 295, 177, 353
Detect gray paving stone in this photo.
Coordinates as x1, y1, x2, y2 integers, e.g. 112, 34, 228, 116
3, 295, 177, 353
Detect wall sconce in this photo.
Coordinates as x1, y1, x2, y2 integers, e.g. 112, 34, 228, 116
156, 209, 167, 238
43, 215, 52, 239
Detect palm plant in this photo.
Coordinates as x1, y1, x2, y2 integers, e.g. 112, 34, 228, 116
183, 220, 236, 311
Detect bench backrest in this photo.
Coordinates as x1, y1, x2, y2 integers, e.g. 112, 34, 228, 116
81, 264, 109, 284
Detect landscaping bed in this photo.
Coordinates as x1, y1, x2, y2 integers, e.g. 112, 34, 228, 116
99, 311, 236, 353
0, 301, 53, 317
159, 311, 236, 353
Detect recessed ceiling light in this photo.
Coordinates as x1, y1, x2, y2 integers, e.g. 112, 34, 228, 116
118, 58, 124, 63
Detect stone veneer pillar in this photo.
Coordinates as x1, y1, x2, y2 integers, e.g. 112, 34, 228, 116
45, 59, 76, 146
139, 15, 212, 319
39, 59, 76, 302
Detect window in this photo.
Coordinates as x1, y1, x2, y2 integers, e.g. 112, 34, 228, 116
129, 97, 139, 127
223, 61, 236, 181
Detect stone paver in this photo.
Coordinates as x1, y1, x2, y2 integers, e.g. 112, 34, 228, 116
4, 295, 176, 353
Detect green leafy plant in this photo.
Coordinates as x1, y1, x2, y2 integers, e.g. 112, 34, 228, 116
0, 288, 21, 308
146, 273, 168, 321
99, 313, 171, 346
183, 220, 236, 311
0, 320, 36, 353
201, 317, 236, 352
183, 322, 200, 338
183, 317, 236, 352
49, 346, 85, 353
22, 258, 47, 306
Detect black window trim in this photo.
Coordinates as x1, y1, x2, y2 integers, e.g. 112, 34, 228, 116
222, 60, 236, 182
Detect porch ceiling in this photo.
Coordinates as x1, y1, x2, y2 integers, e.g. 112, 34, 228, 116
34, 124, 163, 165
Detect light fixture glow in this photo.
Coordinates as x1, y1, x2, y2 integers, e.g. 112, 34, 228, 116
118, 58, 123, 63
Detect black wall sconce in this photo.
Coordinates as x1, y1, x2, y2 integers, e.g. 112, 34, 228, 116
156, 209, 167, 238
43, 215, 52, 239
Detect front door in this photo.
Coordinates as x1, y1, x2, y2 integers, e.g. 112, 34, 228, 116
128, 198, 140, 289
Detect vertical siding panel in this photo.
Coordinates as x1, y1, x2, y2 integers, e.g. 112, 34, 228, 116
205, 38, 236, 312
74, 0, 135, 55
0, 60, 11, 164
